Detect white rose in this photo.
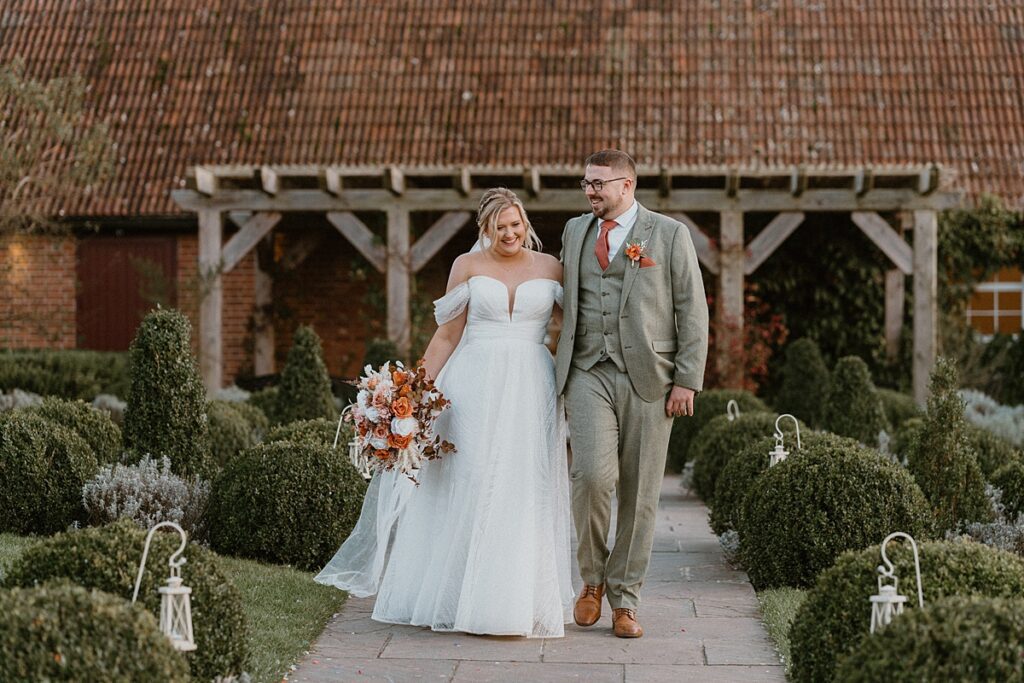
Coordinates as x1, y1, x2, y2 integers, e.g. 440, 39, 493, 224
391, 416, 419, 437
357, 389, 370, 408
369, 436, 388, 450
364, 406, 380, 422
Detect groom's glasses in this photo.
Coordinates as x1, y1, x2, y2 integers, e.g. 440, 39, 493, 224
579, 177, 628, 192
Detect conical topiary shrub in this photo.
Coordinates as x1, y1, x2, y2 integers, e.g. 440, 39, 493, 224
905, 358, 993, 532
774, 338, 830, 428
275, 325, 337, 425
821, 355, 889, 445
123, 308, 213, 478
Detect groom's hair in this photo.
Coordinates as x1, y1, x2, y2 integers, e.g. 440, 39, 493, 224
584, 149, 637, 179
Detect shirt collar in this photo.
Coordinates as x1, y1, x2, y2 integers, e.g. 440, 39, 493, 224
599, 199, 639, 231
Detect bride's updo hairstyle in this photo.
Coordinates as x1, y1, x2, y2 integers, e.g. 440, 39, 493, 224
476, 187, 543, 252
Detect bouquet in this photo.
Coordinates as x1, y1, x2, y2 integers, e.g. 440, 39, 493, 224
336, 360, 455, 484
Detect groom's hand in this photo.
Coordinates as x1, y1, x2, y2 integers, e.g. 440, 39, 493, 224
666, 386, 695, 418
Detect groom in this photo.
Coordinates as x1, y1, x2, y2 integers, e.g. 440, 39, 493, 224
555, 150, 709, 638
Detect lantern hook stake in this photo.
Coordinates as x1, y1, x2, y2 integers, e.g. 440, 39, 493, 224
132, 521, 188, 604
878, 531, 924, 608
774, 413, 801, 451
726, 399, 740, 421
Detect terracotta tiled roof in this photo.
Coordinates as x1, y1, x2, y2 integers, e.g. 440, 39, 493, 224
3, 1, 1023, 216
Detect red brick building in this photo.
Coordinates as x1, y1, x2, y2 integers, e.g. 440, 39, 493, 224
2, 1, 1022, 387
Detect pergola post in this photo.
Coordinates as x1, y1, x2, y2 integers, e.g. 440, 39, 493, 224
253, 251, 275, 376
717, 211, 745, 387
912, 210, 938, 406
387, 207, 412, 357
198, 209, 223, 392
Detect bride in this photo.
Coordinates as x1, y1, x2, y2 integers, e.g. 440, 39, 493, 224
315, 187, 575, 638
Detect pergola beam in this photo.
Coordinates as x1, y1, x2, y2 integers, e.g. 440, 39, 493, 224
668, 212, 719, 274
744, 212, 805, 275
410, 211, 473, 273
221, 211, 281, 273
173, 187, 961, 213
326, 212, 386, 273
851, 211, 913, 275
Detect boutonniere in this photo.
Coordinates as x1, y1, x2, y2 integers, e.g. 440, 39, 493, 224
623, 239, 650, 268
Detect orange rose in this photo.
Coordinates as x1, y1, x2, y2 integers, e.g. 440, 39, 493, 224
391, 396, 413, 418
373, 423, 389, 439
392, 370, 409, 386
374, 449, 390, 461
388, 432, 413, 449
399, 385, 413, 398
358, 423, 369, 437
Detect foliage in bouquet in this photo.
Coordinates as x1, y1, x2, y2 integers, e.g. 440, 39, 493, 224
348, 361, 455, 482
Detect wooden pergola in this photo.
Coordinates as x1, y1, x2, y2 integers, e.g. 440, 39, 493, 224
172, 164, 962, 404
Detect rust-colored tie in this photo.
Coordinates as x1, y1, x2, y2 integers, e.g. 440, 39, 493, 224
595, 220, 617, 270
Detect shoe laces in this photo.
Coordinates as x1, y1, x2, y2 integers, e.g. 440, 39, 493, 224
614, 608, 637, 620
581, 585, 601, 598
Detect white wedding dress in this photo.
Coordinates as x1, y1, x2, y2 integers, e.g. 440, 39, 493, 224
315, 275, 575, 638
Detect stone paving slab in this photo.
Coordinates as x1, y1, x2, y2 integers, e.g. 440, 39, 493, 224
288, 475, 786, 682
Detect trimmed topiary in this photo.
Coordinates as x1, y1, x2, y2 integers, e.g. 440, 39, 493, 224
905, 358, 994, 532
691, 412, 802, 504
2, 519, 249, 680
738, 435, 933, 589
26, 396, 122, 464
712, 430, 841, 535
0, 411, 98, 534
891, 416, 923, 458
265, 416, 347, 448
835, 594, 1024, 682
123, 308, 213, 478
667, 389, 768, 472
207, 441, 367, 570
992, 460, 1024, 522
774, 338, 830, 428
0, 581, 190, 682
821, 355, 890, 445
789, 540, 1024, 683
247, 386, 282, 427
876, 388, 922, 432
275, 325, 337, 426
207, 399, 254, 467
966, 422, 1022, 479
229, 399, 270, 442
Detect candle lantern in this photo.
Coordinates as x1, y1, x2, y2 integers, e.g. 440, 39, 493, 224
768, 413, 801, 467
335, 404, 371, 479
132, 521, 197, 652
868, 532, 924, 633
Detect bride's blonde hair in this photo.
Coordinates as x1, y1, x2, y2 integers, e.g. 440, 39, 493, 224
476, 188, 542, 252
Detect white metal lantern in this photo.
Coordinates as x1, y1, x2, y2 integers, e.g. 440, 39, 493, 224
869, 532, 924, 633
132, 521, 197, 652
726, 399, 741, 422
335, 404, 371, 479
768, 413, 801, 467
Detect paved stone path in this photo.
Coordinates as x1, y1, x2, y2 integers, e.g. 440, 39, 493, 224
290, 475, 785, 682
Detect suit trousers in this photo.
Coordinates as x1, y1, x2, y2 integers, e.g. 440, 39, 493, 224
564, 359, 673, 610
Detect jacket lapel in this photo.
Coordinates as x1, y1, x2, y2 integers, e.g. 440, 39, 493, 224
619, 205, 654, 314
565, 215, 595, 325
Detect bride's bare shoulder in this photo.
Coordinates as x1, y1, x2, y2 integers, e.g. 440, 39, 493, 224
447, 252, 483, 289
537, 252, 563, 282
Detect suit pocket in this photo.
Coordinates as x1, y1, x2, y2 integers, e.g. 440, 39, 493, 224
652, 340, 677, 353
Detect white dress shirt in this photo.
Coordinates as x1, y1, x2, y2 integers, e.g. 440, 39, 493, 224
597, 200, 639, 260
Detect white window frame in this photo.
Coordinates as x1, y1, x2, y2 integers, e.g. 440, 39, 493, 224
966, 274, 1024, 338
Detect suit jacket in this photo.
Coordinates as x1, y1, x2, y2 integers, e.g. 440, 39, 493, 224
555, 204, 709, 402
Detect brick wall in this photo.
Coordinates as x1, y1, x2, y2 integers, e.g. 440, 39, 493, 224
0, 233, 76, 349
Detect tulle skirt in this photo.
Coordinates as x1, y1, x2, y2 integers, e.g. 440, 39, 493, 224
315, 333, 575, 638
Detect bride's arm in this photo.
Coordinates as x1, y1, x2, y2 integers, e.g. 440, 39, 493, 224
421, 256, 471, 380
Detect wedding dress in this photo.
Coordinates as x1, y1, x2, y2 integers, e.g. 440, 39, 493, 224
315, 275, 575, 638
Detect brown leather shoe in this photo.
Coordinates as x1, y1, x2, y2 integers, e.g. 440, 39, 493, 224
573, 584, 604, 627
612, 608, 643, 638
